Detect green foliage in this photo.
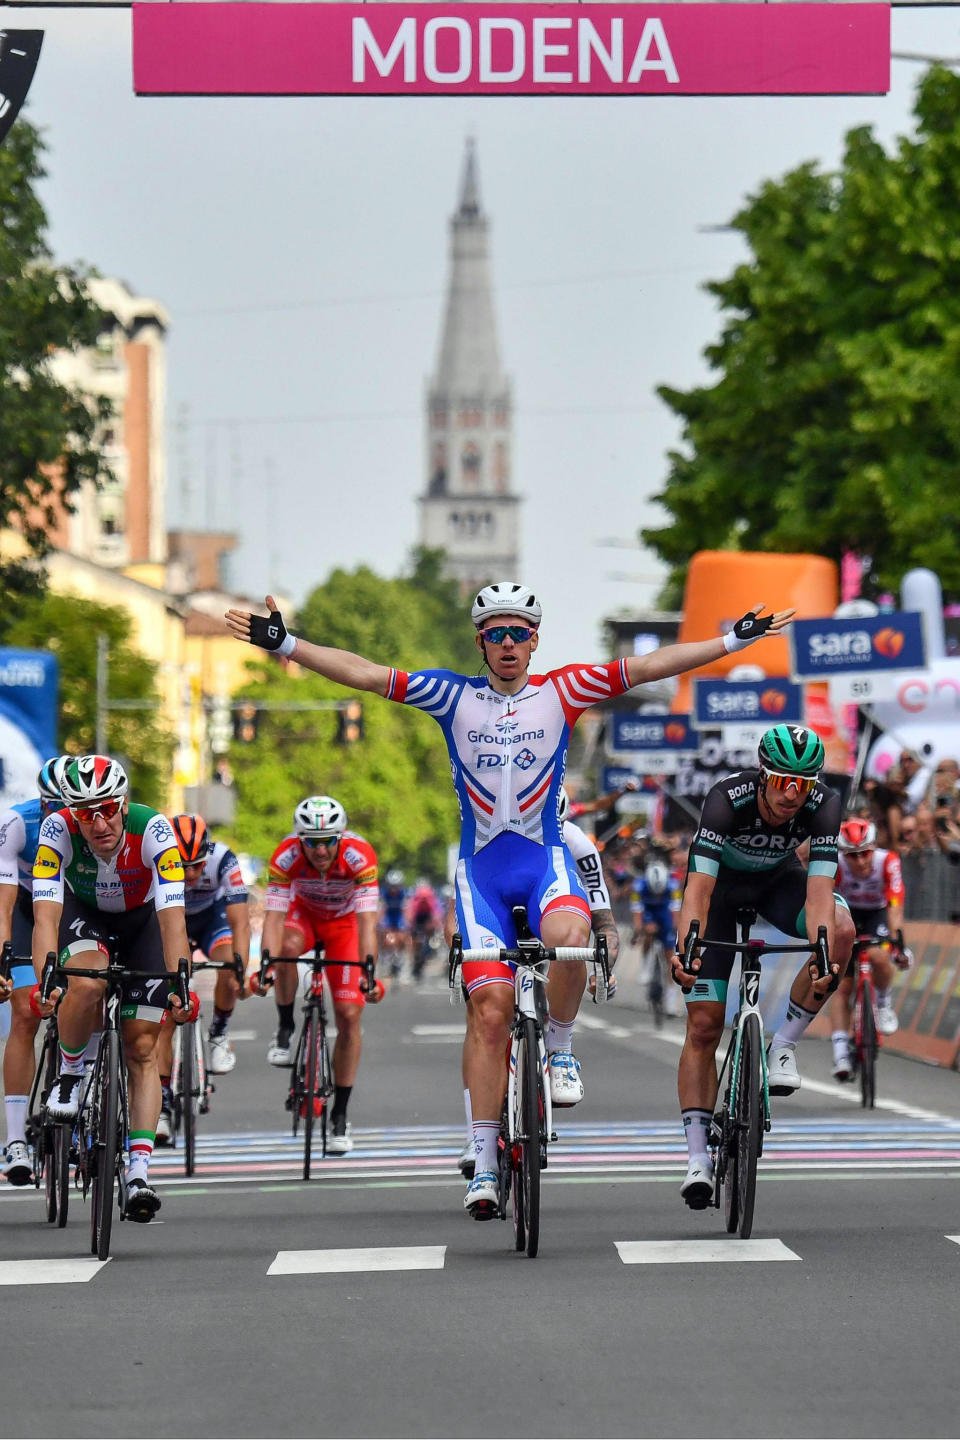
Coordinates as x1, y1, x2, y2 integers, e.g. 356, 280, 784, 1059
228, 550, 479, 874
0, 115, 112, 629
644, 67, 960, 604
4, 591, 175, 805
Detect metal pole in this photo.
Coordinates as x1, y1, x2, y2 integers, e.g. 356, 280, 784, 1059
96, 633, 109, 753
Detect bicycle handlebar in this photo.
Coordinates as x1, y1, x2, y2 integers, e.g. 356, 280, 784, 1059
680, 920, 836, 989
457, 945, 597, 965
257, 949, 375, 992
190, 952, 246, 990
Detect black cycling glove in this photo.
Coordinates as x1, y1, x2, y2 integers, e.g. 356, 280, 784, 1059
724, 610, 776, 653
249, 605, 295, 655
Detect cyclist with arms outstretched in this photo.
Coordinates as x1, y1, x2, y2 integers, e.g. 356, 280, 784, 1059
672, 725, 853, 1209
31, 755, 191, 1222
226, 583, 794, 1218
831, 818, 909, 1080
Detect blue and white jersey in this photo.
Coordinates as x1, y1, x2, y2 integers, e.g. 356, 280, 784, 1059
0, 798, 44, 892
386, 661, 630, 856
182, 841, 248, 919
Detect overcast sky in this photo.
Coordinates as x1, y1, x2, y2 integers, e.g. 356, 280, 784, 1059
12, 7, 960, 667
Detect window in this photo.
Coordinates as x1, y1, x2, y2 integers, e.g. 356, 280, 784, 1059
461, 444, 481, 489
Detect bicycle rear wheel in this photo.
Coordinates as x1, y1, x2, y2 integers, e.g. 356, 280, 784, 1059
91, 1031, 120, 1261
517, 1018, 542, 1258
303, 1011, 318, 1181
53, 1122, 71, 1228
182, 1021, 196, 1177
317, 1023, 332, 1161
859, 983, 877, 1110
733, 1013, 763, 1239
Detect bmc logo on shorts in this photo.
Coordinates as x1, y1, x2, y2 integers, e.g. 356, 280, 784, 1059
513, 749, 536, 770
157, 847, 184, 883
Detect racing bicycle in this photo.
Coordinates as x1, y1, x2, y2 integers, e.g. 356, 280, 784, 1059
681, 907, 832, 1239
169, 953, 245, 1175
449, 906, 608, 1258
258, 947, 376, 1181
847, 929, 906, 1110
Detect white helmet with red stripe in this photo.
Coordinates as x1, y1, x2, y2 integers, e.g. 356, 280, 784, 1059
839, 818, 877, 854
60, 754, 129, 807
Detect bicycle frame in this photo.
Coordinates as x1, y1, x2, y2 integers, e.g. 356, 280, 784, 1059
712, 928, 773, 1154
506, 951, 553, 1158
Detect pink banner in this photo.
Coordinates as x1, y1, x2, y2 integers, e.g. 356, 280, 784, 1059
133, 3, 890, 97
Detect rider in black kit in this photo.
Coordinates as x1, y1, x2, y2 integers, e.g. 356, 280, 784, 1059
670, 724, 853, 1208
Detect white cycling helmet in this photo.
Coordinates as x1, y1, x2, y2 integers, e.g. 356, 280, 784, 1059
385, 868, 405, 887
60, 754, 129, 807
37, 754, 71, 804
294, 794, 348, 837
557, 789, 570, 822
644, 860, 670, 896
471, 582, 542, 629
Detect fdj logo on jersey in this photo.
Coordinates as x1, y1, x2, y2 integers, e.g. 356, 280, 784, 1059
513, 749, 536, 770
476, 752, 506, 769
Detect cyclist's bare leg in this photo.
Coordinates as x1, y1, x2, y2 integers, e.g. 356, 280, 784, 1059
275, 926, 306, 1005
464, 982, 513, 1124
541, 909, 590, 1024
829, 974, 855, 1033
870, 946, 894, 991
123, 1017, 163, 1188
677, 999, 724, 1112
3, 989, 40, 1119
332, 1000, 363, 1087
155, 1021, 174, 1086
211, 940, 241, 1013
56, 950, 108, 1058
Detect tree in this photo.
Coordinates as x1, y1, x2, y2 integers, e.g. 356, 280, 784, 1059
227, 551, 478, 873
3, 591, 175, 805
644, 67, 960, 607
0, 114, 111, 629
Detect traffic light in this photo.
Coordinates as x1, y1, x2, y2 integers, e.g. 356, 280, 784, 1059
337, 699, 364, 745
233, 701, 260, 744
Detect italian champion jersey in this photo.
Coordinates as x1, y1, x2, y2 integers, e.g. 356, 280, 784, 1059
836, 849, 904, 910
32, 804, 185, 914
688, 769, 841, 879
0, 798, 45, 891
386, 661, 631, 855
183, 840, 248, 917
266, 830, 379, 921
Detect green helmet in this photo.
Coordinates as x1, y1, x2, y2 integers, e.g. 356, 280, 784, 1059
758, 724, 824, 778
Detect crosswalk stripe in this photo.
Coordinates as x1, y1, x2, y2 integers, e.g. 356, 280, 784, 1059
268, 1246, 446, 1275
0, 1258, 110, 1286
616, 1239, 800, 1264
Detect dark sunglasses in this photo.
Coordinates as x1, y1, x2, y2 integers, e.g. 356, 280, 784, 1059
301, 835, 339, 850
481, 625, 536, 644
71, 799, 123, 823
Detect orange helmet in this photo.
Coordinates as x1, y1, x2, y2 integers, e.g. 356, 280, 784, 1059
839, 818, 877, 854
171, 813, 211, 865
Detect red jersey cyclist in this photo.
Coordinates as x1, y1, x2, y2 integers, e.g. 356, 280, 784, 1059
831, 818, 910, 1079
226, 581, 793, 1219
259, 795, 381, 1155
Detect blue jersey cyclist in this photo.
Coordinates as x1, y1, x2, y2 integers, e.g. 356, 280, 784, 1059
0, 756, 70, 1185
226, 582, 794, 1220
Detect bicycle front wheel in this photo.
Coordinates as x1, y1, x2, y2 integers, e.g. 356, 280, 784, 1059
303, 1011, 319, 1181
733, 1013, 763, 1239
518, 1018, 542, 1258
182, 1022, 197, 1177
91, 1031, 120, 1261
859, 984, 877, 1110
53, 1122, 71, 1229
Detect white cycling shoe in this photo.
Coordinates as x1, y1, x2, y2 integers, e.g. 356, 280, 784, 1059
457, 1138, 476, 1180
208, 1034, 237, 1074
766, 1042, 801, 1095
3, 1140, 33, 1187
464, 1170, 499, 1219
548, 1051, 584, 1107
680, 1155, 714, 1210
267, 1030, 294, 1067
327, 1119, 353, 1155
155, 1106, 173, 1145
45, 1074, 83, 1121
832, 1042, 853, 1082
876, 1002, 899, 1036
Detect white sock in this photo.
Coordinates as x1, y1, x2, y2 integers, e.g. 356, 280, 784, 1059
128, 1132, 154, 1185
463, 1087, 473, 1144
59, 1044, 87, 1076
681, 1108, 712, 1162
4, 1095, 28, 1146
772, 998, 817, 1048
546, 1018, 575, 1055
876, 988, 891, 1008
471, 1121, 499, 1176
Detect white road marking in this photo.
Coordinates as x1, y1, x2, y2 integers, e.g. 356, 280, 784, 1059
223, 1028, 258, 1042
268, 1246, 446, 1275
616, 1239, 800, 1265
0, 1258, 110, 1286
410, 1024, 465, 1036
651, 1027, 956, 1125
946, 1235, 960, 1247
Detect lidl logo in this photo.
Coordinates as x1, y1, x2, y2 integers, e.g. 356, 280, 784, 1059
157, 848, 184, 884
874, 628, 904, 659
760, 689, 787, 714
34, 844, 61, 877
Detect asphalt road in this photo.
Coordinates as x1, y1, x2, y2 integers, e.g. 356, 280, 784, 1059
2, 964, 959, 1439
